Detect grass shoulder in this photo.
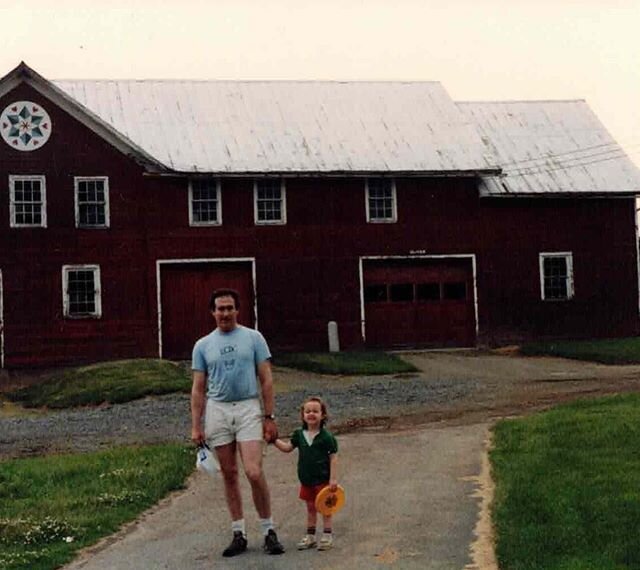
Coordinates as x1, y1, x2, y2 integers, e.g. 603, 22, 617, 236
0, 443, 194, 570
491, 393, 640, 570
520, 336, 640, 364
274, 351, 418, 375
5, 359, 191, 409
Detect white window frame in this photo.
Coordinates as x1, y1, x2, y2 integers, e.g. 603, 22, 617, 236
74, 176, 110, 228
539, 252, 574, 301
9, 174, 47, 228
365, 177, 397, 223
188, 178, 222, 226
254, 179, 287, 225
62, 264, 102, 318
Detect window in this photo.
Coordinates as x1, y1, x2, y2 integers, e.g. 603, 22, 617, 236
9, 175, 46, 227
62, 265, 102, 318
443, 282, 467, 300
539, 252, 574, 300
364, 284, 388, 303
389, 283, 413, 302
254, 179, 286, 224
75, 177, 109, 228
417, 282, 441, 301
189, 178, 221, 226
366, 178, 397, 223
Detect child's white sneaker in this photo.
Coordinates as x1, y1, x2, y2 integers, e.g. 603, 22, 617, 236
317, 533, 333, 551
297, 534, 317, 550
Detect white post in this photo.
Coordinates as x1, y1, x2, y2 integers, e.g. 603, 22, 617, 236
328, 321, 340, 353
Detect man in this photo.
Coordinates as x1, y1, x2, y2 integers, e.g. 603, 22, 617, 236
191, 288, 285, 557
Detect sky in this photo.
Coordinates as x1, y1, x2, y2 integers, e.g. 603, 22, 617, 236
2, 0, 639, 165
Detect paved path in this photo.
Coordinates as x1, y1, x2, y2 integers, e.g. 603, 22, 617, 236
65, 423, 489, 570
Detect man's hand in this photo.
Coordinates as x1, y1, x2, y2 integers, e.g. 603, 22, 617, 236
263, 419, 278, 443
329, 479, 338, 492
191, 427, 205, 446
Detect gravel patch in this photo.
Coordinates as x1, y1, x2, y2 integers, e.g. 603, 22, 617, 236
0, 375, 479, 459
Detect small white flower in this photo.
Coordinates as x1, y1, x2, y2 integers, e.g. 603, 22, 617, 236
64, 536, 75, 543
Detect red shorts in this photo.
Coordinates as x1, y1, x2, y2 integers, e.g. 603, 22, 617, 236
299, 482, 328, 502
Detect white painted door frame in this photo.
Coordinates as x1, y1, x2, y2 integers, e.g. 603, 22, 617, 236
155, 257, 257, 359
358, 254, 479, 343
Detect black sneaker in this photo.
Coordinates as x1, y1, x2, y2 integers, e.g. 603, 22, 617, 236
222, 531, 247, 557
263, 529, 285, 555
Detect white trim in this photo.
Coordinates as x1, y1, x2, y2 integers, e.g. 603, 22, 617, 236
365, 178, 397, 223
0, 269, 4, 369
62, 264, 102, 318
253, 179, 287, 225
156, 257, 258, 359
358, 254, 479, 344
539, 251, 574, 301
9, 174, 47, 228
74, 176, 110, 228
188, 178, 222, 226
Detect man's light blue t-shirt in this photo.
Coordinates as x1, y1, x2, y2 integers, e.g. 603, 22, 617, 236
192, 325, 271, 402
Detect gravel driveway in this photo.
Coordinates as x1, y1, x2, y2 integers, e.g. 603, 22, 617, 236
2, 350, 640, 459
0, 371, 479, 459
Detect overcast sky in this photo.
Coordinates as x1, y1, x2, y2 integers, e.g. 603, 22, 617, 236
2, 0, 639, 166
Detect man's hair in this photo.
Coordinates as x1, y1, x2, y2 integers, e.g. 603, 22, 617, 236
209, 288, 241, 311
300, 396, 329, 429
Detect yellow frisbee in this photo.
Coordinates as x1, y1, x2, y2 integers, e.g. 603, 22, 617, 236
315, 485, 346, 516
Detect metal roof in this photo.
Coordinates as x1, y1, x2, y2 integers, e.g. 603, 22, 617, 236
53, 80, 497, 174
458, 100, 640, 196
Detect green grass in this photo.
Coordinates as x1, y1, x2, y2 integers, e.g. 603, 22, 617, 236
6, 359, 191, 408
0, 443, 194, 570
491, 394, 640, 570
520, 337, 640, 364
274, 351, 418, 375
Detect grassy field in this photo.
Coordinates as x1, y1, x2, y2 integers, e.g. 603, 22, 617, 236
520, 336, 640, 364
491, 394, 640, 570
0, 444, 194, 570
274, 351, 417, 375
6, 359, 191, 408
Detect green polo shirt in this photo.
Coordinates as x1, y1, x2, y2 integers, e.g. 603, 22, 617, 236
290, 427, 338, 486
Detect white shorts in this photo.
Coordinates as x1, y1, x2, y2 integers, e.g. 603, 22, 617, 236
204, 398, 263, 448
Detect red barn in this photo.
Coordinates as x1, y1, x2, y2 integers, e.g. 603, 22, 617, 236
1, 62, 639, 368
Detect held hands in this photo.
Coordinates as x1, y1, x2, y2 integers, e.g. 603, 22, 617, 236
263, 418, 278, 444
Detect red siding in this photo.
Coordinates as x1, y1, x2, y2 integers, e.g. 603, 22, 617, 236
0, 84, 638, 367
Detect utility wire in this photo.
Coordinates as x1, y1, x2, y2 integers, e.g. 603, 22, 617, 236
504, 147, 635, 175
494, 139, 640, 170
503, 152, 637, 177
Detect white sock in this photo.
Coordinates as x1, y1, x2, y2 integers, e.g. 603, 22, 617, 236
231, 519, 246, 537
259, 517, 274, 536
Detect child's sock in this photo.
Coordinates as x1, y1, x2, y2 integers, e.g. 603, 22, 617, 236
231, 519, 246, 537
307, 526, 316, 536
260, 517, 275, 536
323, 528, 332, 535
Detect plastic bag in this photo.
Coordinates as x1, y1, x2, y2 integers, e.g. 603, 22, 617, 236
196, 443, 220, 476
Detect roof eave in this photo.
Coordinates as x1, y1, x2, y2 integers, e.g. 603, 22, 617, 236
144, 168, 502, 178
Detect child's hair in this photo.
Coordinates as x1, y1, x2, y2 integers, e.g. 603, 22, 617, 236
300, 396, 329, 429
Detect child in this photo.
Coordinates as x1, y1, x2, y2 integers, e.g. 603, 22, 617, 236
273, 396, 339, 551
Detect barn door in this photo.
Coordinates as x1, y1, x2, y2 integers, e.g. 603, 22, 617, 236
363, 258, 476, 348
159, 261, 255, 360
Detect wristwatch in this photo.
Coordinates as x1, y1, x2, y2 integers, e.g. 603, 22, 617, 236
264, 413, 276, 420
